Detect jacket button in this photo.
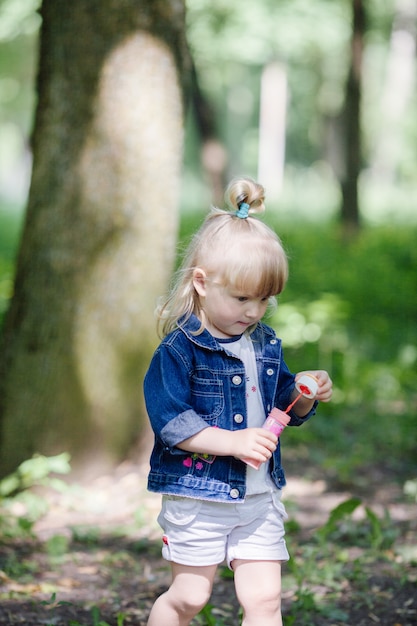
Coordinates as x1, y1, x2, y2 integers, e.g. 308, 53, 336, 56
230, 488, 240, 499
232, 375, 242, 385
266, 368, 274, 376
234, 413, 244, 424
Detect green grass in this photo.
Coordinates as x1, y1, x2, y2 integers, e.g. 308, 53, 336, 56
40, 595, 127, 626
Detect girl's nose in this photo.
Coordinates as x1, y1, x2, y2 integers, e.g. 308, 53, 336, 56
245, 302, 261, 319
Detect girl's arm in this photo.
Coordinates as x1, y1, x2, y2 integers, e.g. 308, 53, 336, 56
177, 426, 278, 466
145, 343, 277, 465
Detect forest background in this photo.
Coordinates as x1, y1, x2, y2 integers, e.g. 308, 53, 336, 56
0, 0, 416, 624
1, 0, 415, 480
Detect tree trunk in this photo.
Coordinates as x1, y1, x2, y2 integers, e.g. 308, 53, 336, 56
370, 0, 417, 181
340, 0, 365, 233
190, 60, 227, 207
0, 0, 190, 477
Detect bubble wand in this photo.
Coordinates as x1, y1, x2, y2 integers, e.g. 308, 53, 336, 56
243, 373, 319, 469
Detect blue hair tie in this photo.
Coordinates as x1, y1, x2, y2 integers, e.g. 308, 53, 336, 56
235, 202, 250, 219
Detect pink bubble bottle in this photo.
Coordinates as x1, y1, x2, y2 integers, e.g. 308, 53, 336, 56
243, 374, 319, 470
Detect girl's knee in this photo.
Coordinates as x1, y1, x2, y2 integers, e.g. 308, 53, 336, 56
169, 585, 211, 617
146, 587, 211, 626
234, 561, 282, 619
168, 572, 213, 618
241, 588, 281, 617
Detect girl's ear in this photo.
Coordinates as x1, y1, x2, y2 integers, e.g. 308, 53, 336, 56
193, 268, 207, 297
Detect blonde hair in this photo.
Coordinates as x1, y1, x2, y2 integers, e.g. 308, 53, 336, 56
157, 177, 288, 337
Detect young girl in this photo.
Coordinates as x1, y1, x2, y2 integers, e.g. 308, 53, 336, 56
143, 177, 332, 626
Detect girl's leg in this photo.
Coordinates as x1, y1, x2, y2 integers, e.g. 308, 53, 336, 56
233, 559, 283, 626
146, 562, 218, 626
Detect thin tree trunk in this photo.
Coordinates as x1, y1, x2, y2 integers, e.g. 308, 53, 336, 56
190, 60, 227, 206
340, 0, 365, 232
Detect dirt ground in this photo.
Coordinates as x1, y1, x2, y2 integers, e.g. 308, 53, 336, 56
0, 459, 416, 625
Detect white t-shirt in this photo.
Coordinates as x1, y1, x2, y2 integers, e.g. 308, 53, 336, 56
219, 333, 275, 495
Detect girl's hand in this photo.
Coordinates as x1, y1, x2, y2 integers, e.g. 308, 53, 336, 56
230, 427, 277, 464
296, 370, 333, 402
177, 425, 277, 462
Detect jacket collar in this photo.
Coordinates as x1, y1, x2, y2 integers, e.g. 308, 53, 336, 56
176, 314, 275, 351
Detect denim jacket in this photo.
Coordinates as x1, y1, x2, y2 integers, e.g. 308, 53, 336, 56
144, 314, 317, 503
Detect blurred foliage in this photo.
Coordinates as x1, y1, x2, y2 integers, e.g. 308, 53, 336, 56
0, 451, 70, 497
0, 453, 71, 537
0, 200, 22, 324
2, 0, 417, 222
0, 0, 416, 486
184, 0, 417, 208
0, 0, 40, 125
177, 0, 417, 227
404, 478, 417, 503
177, 215, 417, 485
0, 0, 39, 209
186, 0, 351, 166
283, 496, 407, 624
266, 223, 417, 481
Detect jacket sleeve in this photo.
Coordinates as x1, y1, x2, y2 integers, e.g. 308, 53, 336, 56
143, 342, 209, 449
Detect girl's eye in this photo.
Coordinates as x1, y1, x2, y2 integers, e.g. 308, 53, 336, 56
237, 297, 248, 302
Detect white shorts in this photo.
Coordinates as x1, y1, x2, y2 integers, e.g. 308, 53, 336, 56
157, 491, 290, 569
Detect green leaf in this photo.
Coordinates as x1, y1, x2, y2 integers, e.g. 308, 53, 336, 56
364, 506, 383, 549
318, 497, 362, 538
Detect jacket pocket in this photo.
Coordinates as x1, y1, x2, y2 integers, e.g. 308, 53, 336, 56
190, 375, 224, 422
